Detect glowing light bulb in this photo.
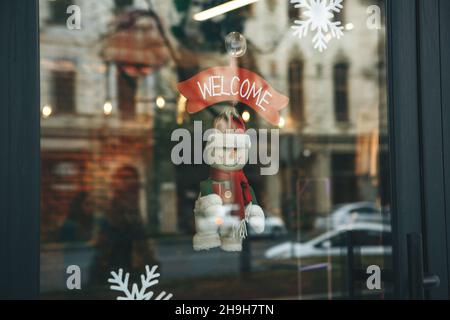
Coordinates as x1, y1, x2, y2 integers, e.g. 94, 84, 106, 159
278, 117, 286, 128
345, 23, 354, 30
303, 149, 312, 157
42, 105, 52, 118
242, 111, 250, 122
156, 96, 166, 109
103, 101, 113, 116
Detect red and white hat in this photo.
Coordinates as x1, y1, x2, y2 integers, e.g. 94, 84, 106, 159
207, 107, 251, 149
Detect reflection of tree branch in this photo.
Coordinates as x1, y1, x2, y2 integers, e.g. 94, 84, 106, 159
144, 0, 221, 118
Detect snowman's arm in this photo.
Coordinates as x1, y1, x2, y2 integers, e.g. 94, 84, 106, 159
195, 180, 223, 217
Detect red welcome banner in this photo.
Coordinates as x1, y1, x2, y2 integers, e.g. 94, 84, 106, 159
177, 67, 289, 125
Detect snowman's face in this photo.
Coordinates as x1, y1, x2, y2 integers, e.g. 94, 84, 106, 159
205, 132, 250, 171
210, 146, 248, 171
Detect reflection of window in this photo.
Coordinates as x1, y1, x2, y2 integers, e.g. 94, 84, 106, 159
333, 0, 345, 23
288, 3, 302, 23
48, 0, 73, 25
114, 0, 133, 11
117, 68, 137, 117
333, 62, 349, 123
52, 70, 76, 114
288, 59, 305, 124
332, 152, 357, 204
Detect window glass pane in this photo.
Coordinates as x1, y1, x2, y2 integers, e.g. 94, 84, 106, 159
330, 233, 347, 248
40, 0, 391, 300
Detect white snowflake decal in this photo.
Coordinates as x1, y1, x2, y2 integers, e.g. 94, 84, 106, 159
290, 0, 345, 52
108, 265, 173, 300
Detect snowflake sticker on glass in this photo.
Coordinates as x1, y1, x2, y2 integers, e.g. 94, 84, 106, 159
290, 0, 345, 52
108, 265, 173, 300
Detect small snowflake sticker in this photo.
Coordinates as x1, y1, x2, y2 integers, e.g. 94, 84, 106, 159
108, 265, 173, 300
290, 0, 345, 52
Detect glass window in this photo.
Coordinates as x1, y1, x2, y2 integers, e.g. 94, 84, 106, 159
51, 69, 76, 114
114, 0, 133, 11
288, 59, 305, 124
117, 68, 137, 117
289, 4, 302, 23
326, 233, 347, 248
40, 0, 392, 300
333, 0, 346, 23
47, 0, 73, 25
333, 62, 350, 123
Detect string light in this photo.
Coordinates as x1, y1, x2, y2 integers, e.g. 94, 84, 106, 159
156, 96, 166, 109
345, 23, 355, 30
242, 111, 251, 122
42, 105, 53, 118
103, 101, 113, 116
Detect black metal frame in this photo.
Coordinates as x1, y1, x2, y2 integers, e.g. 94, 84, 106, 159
417, 0, 449, 299
440, 0, 450, 297
388, 0, 450, 299
387, 0, 423, 299
0, 0, 448, 299
0, 0, 40, 299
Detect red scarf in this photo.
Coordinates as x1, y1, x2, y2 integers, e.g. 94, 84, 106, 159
210, 168, 253, 219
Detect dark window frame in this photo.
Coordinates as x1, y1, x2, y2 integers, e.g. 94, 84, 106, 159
0, 1, 40, 299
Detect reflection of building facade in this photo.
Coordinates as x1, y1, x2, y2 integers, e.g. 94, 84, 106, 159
39, 0, 178, 241
244, 0, 387, 225
40, 0, 387, 238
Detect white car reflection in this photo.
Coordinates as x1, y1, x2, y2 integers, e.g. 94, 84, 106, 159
264, 223, 392, 260
314, 202, 390, 230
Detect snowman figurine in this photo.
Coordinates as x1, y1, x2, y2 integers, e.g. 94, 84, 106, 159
193, 107, 265, 252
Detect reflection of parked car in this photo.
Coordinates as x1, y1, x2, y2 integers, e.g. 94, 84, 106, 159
248, 214, 287, 238
265, 223, 391, 260
314, 202, 389, 230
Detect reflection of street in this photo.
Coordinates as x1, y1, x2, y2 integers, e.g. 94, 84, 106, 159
40, 230, 392, 299
154, 238, 282, 280
40, 237, 285, 293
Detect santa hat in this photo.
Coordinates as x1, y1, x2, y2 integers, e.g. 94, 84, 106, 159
207, 107, 251, 149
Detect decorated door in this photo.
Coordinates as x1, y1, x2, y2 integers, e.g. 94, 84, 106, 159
1, 0, 450, 301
